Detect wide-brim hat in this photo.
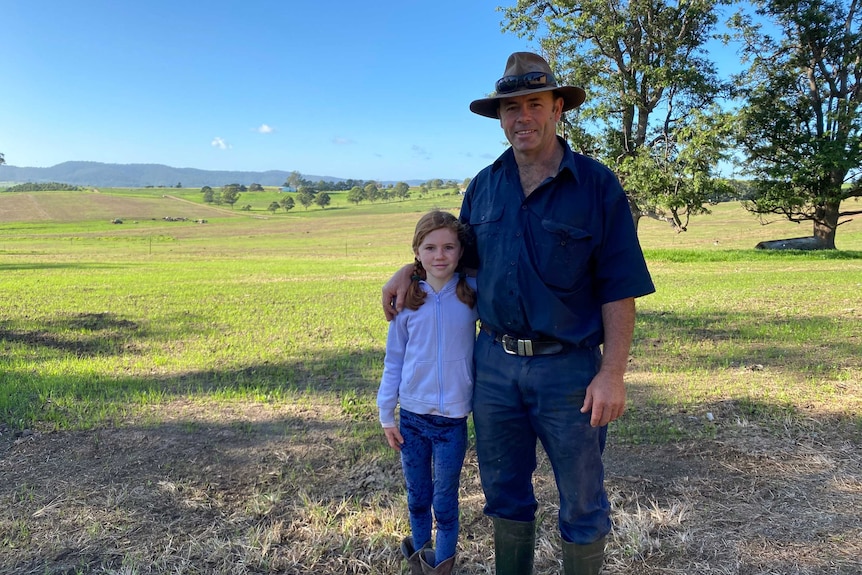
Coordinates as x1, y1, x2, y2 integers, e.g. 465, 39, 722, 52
469, 52, 586, 119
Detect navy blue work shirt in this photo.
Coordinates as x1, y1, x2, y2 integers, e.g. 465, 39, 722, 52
460, 137, 655, 348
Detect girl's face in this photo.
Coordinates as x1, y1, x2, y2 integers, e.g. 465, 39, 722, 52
414, 227, 462, 290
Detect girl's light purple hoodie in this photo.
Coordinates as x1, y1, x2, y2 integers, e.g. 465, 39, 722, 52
377, 276, 478, 428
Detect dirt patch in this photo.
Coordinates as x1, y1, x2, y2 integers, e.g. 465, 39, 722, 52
1, 402, 860, 574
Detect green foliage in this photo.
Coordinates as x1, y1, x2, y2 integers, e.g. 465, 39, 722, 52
393, 182, 410, 201
732, 0, 862, 247
285, 170, 303, 190
297, 189, 315, 210
221, 184, 241, 207
501, 0, 733, 230
347, 186, 364, 205
314, 192, 331, 209
363, 183, 380, 202
4, 182, 82, 192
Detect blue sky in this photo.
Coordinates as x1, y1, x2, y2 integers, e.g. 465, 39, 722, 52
1, 1, 538, 182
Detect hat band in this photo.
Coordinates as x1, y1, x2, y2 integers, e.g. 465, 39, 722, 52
495, 71, 557, 94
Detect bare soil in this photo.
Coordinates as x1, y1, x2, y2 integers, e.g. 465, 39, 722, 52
1, 400, 860, 575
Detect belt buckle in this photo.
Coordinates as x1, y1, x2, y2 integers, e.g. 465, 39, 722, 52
501, 335, 533, 357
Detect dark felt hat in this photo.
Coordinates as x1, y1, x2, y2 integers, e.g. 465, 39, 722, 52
469, 52, 586, 119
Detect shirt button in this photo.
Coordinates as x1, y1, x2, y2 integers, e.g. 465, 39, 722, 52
516, 232, 521, 237
521, 205, 527, 210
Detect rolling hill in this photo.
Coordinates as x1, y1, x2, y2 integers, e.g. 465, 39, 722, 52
0, 161, 424, 189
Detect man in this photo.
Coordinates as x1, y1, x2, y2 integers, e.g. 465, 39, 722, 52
383, 52, 655, 574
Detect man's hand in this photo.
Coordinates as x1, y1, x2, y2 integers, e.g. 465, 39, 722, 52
383, 427, 404, 451
581, 370, 626, 427
382, 264, 413, 321
581, 297, 635, 427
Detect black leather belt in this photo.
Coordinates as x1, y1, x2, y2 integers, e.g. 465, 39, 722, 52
481, 325, 564, 357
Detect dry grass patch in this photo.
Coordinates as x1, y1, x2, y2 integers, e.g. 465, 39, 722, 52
3, 396, 861, 574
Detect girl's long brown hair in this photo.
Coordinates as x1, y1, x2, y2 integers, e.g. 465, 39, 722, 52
405, 210, 476, 311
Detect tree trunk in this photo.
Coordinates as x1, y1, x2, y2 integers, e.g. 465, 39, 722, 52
812, 200, 840, 249
627, 194, 642, 231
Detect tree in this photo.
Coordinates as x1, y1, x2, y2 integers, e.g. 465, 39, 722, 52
221, 184, 241, 207
347, 186, 365, 205
314, 192, 331, 209
285, 171, 303, 190
731, 0, 862, 249
0, 152, 5, 166
201, 186, 215, 203
267, 201, 281, 213
393, 181, 411, 201
249, 183, 264, 192
280, 196, 295, 212
502, 0, 735, 232
297, 189, 315, 210
364, 183, 380, 202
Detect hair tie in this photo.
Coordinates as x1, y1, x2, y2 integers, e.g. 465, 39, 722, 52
411, 274, 422, 281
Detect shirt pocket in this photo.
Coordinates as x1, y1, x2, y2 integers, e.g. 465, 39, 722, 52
468, 201, 504, 242
534, 219, 593, 290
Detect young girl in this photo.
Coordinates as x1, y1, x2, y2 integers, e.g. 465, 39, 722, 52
377, 210, 478, 575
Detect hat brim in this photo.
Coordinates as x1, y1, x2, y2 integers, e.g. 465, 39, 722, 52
469, 86, 586, 119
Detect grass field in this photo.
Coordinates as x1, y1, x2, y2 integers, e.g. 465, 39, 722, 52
1, 187, 860, 574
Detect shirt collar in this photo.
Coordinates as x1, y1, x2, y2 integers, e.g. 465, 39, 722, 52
490, 136, 579, 184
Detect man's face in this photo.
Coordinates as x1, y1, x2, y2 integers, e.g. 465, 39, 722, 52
498, 91, 562, 156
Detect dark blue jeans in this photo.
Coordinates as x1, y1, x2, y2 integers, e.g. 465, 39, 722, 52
473, 329, 610, 545
399, 409, 468, 564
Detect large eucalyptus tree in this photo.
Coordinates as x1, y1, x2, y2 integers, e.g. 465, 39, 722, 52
501, 0, 735, 231
732, 0, 862, 249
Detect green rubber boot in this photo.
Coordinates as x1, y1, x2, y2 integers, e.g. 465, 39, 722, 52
562, 537, 605, 575
492, 517, 536, 575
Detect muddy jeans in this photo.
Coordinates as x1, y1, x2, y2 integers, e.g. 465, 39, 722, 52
399, 409, 468, 563
472, 328, 611, 545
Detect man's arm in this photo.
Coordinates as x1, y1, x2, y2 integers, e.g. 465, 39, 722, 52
381, 264, 413, 321
581, 297, 635, 427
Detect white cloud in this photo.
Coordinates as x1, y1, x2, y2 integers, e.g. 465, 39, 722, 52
332, 137, 354, 145
211, 137, 230, 150
256, 124, 274, 134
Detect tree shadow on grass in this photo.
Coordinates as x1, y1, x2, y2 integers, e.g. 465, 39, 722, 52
1, 308, 860, 574
1, 312, 144, 356
634, 307, 862, 378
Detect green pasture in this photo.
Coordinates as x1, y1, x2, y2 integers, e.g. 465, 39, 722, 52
1, 187, 860, 441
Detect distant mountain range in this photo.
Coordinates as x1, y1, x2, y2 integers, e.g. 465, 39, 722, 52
0, 161, 424, 188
